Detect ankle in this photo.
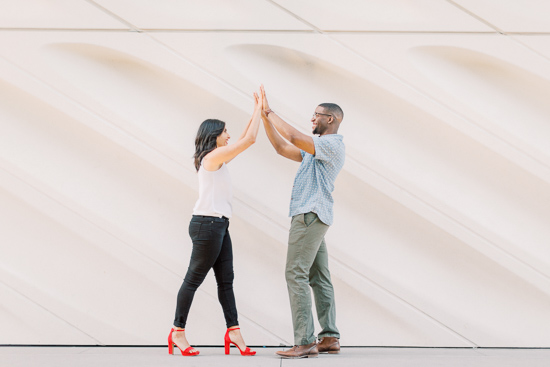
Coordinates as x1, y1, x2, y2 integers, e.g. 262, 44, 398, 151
228, 329, 242, 339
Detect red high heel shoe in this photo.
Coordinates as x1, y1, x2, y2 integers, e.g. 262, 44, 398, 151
168, 328, 200, 356
224, 327, 256, 356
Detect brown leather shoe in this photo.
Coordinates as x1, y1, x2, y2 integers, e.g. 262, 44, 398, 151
276, 342, 319, 359
317, 336, 340, 354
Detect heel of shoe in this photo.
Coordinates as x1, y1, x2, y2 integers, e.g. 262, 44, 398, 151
224, 330, 231, 355
167, 329, 174, 355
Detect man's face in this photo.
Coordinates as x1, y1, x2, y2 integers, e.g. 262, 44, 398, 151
311, 107, 333, 135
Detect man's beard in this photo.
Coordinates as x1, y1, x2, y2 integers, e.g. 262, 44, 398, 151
313, 126, 321, 135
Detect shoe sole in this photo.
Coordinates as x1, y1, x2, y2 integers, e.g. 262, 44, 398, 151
277, 352, 319, 359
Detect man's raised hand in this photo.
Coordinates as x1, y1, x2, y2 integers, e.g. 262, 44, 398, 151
260, 84, 271, 114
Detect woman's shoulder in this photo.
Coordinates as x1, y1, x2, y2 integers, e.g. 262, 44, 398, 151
200, 160, 225, 172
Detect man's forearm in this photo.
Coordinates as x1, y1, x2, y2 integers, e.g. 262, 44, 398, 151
266, 112, 302, 145
262, 116, 285, 153
265, 111, 315, 155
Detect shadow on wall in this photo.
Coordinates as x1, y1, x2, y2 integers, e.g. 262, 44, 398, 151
409, 45, 550, 161
43, 43, 250, 158
0, 77, 196, 252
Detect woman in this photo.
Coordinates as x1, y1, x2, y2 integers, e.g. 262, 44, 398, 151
168, 91, 262, 357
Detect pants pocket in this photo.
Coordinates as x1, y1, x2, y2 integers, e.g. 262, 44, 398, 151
189, 221, 213, 241
304, 212, 317, 227
189, 221, 201, 239
198, 222, 212, 240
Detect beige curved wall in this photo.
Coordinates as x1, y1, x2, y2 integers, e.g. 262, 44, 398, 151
1, 0, 550, 347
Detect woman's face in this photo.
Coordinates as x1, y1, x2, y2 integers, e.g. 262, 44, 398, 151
216, 127, 230, 147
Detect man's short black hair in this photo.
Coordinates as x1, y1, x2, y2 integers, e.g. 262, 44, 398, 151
319, 103, 344, 121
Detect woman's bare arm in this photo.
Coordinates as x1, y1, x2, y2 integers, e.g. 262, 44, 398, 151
202, 92, 262, 170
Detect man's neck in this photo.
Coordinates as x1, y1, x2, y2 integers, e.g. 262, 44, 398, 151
319, 130, 338, 137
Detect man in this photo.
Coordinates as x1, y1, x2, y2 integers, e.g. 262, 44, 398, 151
260, 85, 344, 359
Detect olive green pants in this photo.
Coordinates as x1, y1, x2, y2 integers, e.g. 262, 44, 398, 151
286, 212, 340, 345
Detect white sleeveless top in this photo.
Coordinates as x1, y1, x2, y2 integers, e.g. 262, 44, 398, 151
193, 163, 232, 218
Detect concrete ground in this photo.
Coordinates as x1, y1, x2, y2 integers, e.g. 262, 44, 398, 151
1, 346, 549, 367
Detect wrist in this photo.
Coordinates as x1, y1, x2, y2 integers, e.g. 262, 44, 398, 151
265, 109, 273, 116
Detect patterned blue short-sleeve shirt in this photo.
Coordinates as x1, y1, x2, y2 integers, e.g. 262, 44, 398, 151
289, 134, 345, 226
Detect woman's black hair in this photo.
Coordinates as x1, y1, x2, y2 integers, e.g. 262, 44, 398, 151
193, 119, 226, 171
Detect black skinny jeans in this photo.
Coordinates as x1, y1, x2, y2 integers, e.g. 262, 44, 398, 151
173, 215, 238, 328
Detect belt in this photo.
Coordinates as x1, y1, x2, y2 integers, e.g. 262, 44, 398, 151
192, 215, 229, 222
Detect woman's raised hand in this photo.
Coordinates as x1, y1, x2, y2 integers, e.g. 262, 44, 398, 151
253, 92, 261, 111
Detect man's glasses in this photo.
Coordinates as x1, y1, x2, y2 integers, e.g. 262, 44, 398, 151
312, 112, 332, 119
